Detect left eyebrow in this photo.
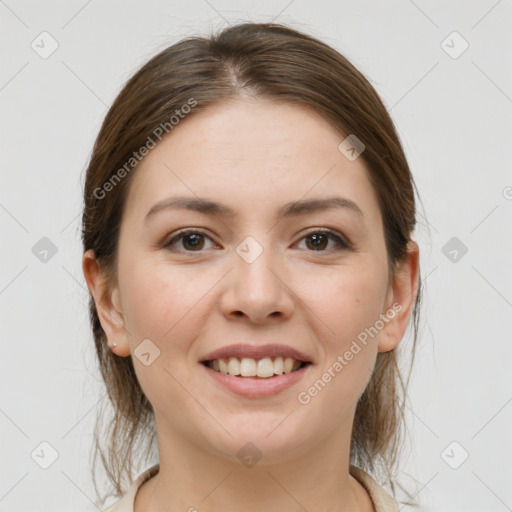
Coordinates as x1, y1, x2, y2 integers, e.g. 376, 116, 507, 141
144, 195, 364, 224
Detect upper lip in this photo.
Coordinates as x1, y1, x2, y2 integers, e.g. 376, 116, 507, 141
199, 344, 313, 364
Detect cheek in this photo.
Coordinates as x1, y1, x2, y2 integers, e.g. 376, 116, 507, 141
309, 262, 386, 339
310, 262, 386, 376
117, 259, 209, 397
295, 271, 384, 420
118, 251, 200, 340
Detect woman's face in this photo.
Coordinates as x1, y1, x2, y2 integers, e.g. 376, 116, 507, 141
87, 97, 416, 464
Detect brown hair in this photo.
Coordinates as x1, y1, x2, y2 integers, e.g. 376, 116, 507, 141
82, 21, 423, 507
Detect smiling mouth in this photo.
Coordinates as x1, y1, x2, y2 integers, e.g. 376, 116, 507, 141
201, 357, 312, 379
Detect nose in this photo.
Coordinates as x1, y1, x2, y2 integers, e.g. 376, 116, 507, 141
219, 240, 295, 324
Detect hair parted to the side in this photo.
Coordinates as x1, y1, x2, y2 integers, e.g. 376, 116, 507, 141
81, 22, 423, 508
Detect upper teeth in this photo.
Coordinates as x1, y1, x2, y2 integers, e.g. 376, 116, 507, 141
208, 356, 302, 378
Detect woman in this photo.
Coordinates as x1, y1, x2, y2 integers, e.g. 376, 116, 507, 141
82, 22, 422, 512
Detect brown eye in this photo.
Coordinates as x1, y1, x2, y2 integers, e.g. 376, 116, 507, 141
298, 230, 350, 252
162, 228, 350, 254
163, 230, 215, 252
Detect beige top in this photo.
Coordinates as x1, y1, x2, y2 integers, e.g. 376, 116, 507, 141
103, 464, 399, 512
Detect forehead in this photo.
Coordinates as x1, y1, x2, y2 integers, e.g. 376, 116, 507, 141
123, 97, 381, 229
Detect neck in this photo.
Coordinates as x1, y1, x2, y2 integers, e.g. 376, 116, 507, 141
134, 415, 374, 512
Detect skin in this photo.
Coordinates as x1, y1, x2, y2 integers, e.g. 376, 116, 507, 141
83, 96, 419, 512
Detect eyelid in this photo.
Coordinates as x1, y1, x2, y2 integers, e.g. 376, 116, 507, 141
161, 228, 217, 251
161, 227, 352, 253
298, 227, 352, 251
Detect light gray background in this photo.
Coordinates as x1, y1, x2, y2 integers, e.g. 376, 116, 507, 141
1, 1, 511, 511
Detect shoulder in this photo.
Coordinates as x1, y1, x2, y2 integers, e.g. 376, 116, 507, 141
349, 464, 400, 512
93, 464, 160, 512
94, 463, 395, 511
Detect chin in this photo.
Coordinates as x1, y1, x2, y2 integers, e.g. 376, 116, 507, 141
201, 421, 312, 467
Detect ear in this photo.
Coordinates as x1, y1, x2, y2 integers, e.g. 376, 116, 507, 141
378, 241, 420, 353
82, 249, 131, 357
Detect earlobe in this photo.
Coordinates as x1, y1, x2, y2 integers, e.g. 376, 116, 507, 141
377, 241, 420, 353
82, 249, 131, 357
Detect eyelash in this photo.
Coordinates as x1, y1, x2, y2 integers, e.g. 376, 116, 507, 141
161, 228, 351, 254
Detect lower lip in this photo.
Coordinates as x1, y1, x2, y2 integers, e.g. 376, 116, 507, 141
200, 362, 312, 399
